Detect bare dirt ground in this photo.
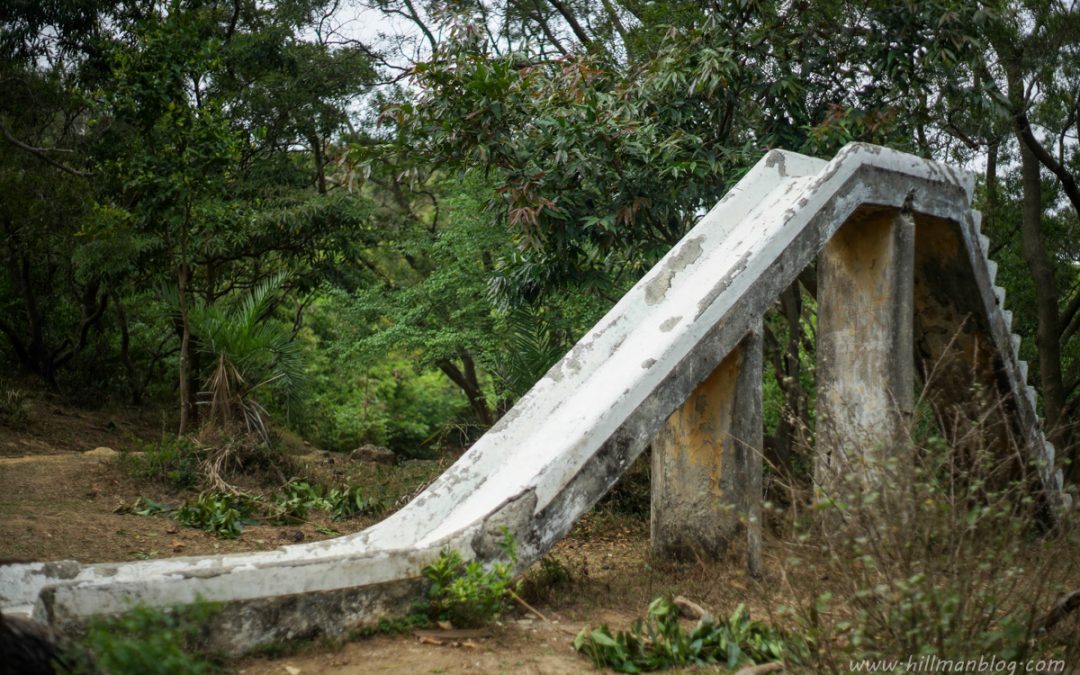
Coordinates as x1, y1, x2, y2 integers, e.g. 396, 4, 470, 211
0, 396, 162, 458
0, 395, 796, 673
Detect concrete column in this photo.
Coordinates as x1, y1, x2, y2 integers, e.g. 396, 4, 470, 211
816, 208, 914, 506
650, 324, 763, 569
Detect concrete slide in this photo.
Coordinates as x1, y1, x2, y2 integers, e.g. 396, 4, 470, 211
0, 144, 1067, 653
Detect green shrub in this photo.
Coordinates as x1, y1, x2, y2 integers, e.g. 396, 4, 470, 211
268, 480, 381, 524
62, 602, 223, 675
176, 492, 257, 539
423, 532, 518, 628
325, 484, 381, 521
297, 296, 470, 455
574, 597, 797, 673
268, 480, 327, 523
132, 481, 381, 538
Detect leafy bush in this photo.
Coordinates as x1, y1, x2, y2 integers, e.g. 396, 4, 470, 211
268, 480, 381, 524
128, 480, 381, 539
574, 597, 796, 673
190, 273, 306, 442
62, 602, 223, 675
423, 533, 518, 628
268, 480, 327, 523
306, 354, 467, 455
175, 492, 257, 539
326, 484, 380, 521
296, 294, 470, 455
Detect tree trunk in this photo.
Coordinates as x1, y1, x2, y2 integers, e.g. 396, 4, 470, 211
1014, 126, 1066, 440
308, 132, 327, 195
177, 263, 194, 435
985, 138, 999, 230
438, 357, 494, 427
115, 296, 142, 405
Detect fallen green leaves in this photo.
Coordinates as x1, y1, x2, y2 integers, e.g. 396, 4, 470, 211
573, 597, 800, 673
122, 480, 382, 540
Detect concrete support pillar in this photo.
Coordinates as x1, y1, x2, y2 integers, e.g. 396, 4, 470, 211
650, 324, 763, 573
816, 208, 915, 506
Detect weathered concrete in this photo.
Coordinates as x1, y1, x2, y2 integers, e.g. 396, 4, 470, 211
816, 208, 915, 505
651, 323, 763, 563
1, 144, 1067, 654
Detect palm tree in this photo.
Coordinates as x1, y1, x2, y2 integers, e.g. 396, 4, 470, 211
191, 272, 305, 445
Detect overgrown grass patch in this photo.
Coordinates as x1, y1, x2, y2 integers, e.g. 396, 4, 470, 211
118, 436, 202, 490
769, 408, 1080, 671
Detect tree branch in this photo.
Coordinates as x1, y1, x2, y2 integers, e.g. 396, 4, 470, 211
400, 0, 438, 55
1060, 288, 1080, 345
1014, 111, 1080, 220
54, 282, 110, 370
544, 0, 595, 51
225, 0, 241, 41
599, 0, 629, 43
1, 124, 89, 177
530, 1, 569, 56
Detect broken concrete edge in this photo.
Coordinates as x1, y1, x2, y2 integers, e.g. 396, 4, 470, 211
1, 143, 1066, 654
15, 537, 472, 655
0, 561, 81, 617
5, 499, 540, 655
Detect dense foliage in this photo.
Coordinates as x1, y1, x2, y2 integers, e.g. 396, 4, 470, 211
2, 0, 1078, 479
